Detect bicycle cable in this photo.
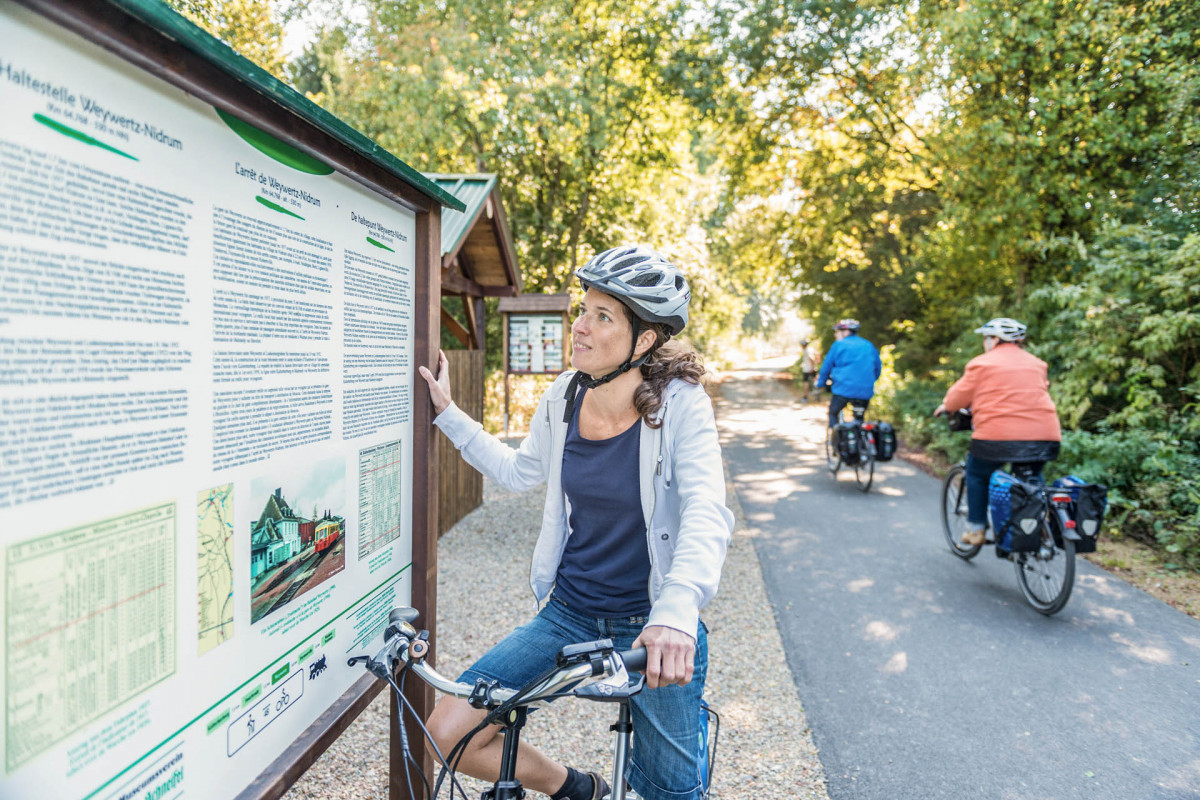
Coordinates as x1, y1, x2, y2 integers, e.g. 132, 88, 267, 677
394, 666, 433, 800
386, 662, 468, 799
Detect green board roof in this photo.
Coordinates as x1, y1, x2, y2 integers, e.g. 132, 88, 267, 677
427, 174, 500, 257
108, 0, 465, 212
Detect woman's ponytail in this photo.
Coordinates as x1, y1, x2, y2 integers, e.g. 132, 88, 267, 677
634, 333, 705, 428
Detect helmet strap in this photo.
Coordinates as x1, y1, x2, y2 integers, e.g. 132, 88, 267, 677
562, 320, 650, 422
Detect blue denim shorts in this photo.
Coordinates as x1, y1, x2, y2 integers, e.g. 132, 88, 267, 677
460, 595, 709, 800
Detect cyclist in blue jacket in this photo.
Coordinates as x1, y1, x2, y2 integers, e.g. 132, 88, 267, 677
815, 318, 882, 428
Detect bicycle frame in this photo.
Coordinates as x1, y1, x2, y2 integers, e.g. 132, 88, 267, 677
349, 609, 650, 800
941, 462, 1080, 614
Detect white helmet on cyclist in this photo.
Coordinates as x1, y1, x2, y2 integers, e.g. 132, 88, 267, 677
974, 317, 1027, 342
575, 244, 690, 336
833, 318, 861, 333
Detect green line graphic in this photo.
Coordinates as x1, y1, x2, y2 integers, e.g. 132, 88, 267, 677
33, 114, 137, 160
366, 236, 395, 252
256, 195, 305, 220
216, 108, 333, 175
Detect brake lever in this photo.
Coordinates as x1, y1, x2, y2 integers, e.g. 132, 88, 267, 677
573, 654, 645, 701
347, 631, 410, 681
574, 672, 645, 701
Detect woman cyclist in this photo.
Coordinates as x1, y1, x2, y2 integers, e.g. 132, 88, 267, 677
418, 245, 734, 800
934, 318, 1061, 546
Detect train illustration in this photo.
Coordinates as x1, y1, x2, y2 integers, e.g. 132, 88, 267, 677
315, 518, 342, 554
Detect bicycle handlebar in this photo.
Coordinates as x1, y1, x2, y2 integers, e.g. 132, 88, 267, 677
351, 607, 647, 710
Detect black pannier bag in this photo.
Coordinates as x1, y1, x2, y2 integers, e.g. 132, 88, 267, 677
836, 421, 860, 461
871, 421, 897, 461
1053, 476, 1108, 553
998, 479, 1047, 553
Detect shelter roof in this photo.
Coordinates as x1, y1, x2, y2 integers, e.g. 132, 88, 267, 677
427, 174, 522, 296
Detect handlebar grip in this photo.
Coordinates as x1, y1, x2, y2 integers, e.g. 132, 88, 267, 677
619, 648, 647, 673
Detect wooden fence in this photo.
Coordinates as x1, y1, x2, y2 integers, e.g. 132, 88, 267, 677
437, 349, 485, 535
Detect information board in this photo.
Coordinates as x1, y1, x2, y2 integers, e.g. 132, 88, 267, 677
506, 314, 565, 374
0, 4, 416, 798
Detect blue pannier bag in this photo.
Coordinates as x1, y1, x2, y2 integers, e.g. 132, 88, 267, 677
1052, 476, 1108, 554
989, 471, 1045, 554
988, 471, 1015, 539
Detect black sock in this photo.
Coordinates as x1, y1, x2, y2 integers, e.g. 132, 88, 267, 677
550, 767, 591, 800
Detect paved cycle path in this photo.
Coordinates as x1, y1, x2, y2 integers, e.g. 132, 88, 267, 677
714, 358, 1200, 800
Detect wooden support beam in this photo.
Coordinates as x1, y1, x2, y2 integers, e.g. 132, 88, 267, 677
461, 295, 480, 351
440, 265, 485, 297
472, 297, 486, 350
440, 306, 471, 348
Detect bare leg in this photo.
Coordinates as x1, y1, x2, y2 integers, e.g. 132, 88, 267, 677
427, 696, 568, 795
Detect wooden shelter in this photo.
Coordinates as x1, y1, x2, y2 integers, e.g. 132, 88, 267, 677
425, 174, 522, 534
429, 174, 522, 349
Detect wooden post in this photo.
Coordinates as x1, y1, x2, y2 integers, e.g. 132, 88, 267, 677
392, 205, 442, 800
502, 313, 511, 437
561, 310, 570, 370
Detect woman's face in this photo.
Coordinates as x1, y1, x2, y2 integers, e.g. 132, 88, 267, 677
571, 288, 639, 375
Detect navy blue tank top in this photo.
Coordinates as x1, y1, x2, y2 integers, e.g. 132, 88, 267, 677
554, 388, 652, 617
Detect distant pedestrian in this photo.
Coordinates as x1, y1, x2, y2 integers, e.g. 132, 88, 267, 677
799, 339, 818, 401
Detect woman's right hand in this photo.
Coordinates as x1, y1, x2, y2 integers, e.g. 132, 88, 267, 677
418, 350, 453, 416
933, 403, 947, 417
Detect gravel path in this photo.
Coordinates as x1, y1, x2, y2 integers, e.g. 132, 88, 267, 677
284, 377, 830, 799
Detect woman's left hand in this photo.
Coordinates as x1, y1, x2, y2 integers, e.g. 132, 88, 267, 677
632, 625, 695, 689
418, 349, 453, 416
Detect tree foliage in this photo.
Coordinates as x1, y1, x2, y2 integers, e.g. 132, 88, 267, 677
169, 0, 1199, 563
715, 0, 1200, 561
169, 0, 288, 77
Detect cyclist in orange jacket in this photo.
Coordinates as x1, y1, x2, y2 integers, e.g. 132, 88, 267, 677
934, 318, 1062, 545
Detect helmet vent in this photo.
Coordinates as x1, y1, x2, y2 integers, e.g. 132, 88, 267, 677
628, 273, 661, 287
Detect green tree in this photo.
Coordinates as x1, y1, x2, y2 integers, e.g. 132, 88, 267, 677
316, 0, 742, 347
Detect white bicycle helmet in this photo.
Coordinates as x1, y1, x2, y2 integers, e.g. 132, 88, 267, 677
974, 317, 1027, 342
562, 245, 691, 417
575, 245, 690, 336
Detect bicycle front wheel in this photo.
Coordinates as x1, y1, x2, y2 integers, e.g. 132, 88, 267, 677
854, 433, 874, 492
1014, 520, 1076, 615
825, 427, 840, 473
941, 464, 980, 560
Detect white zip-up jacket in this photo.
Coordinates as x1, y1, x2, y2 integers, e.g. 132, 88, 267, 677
434, 371, 734, 637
